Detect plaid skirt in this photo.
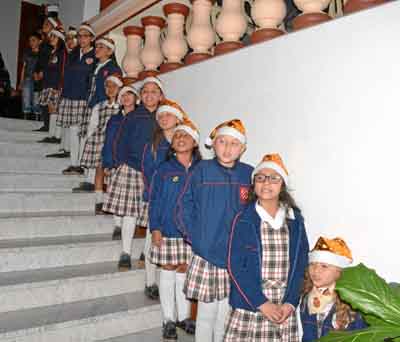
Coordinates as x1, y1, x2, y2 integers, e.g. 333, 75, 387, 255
150, 237, 192, 266
184, 254, 230, 302
56, 98, 87, 127
102, 164, 144, 217
39, 88, 60, 108
80, 132, 104, 168
224, 280, 299, 342
137, 201, 149, 228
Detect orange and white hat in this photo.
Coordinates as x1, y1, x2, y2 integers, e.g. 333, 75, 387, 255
174, 117, 200, 144
141, 76, 164, 94
96, 36, 115, 52
47, 17, 62, 29
79, 22, 96, 37
105, 73, 123, 88
157, 99, 186, 122
49, 27, 66, 42
118, 85, 140, 105
205, 119, 246, 148
252, 153, 289, 185
309, 237, 353, 268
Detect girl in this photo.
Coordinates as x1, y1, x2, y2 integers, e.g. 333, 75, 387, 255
65, 27, 78, 53
103, 77, 163, 271
141, 99, 186, 300
63, 36, 121, 177
149, 118, 201, 340
300, 236, 366, 341
50, 22, 96, 159
80, 73, 122, 214
37, 26, 66, 144
225, 153, 309, 341
178, 119, 253, 342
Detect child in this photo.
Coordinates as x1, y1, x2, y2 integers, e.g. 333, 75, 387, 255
225, 153, 309, 341
65, 27, 78, 53
149, 117, 201, 340
54, 22, 96, 160
64, 36, 121, 177
37, 26, 66, 144
300, 236, 366, 341
80, 73, 122, 213
141, 99, 186, 300
178, 119, 253, 342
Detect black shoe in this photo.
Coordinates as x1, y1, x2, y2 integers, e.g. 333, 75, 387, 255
63, 166, 85, 176
118, 253, 132, 271
73, 182, 95, 193
163, 321, 177, 340
95, 202, 105, 215
144, 284, 159, 300
33, 126, 48, 132
46, 150, 70, 158
37, 136, 54, 143
139, 252, 145, 262
176, 319, 196, 335
112, 226, 121, 240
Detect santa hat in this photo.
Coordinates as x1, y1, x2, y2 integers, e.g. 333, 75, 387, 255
49, 27, 66, 42
252, 153, 289, 185
174, 117, 200, 144
205, 119, 246, 148
47, 4, 59, 14
66, 26, 77, 37
309, 237, 353, 268
79, 22, 96, 37
141, 76, 164, 94
105, 73, 123, 88
96, 36, 115, 52
118, 85, 140, 105
47, 17, 62, 29
156, 99, 186, 122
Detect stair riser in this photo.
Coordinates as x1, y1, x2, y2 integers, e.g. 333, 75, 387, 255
0, 119, 42, 132
0, 239, 145, 272
0, 157, 69, 174
0, 306, 161, 342
0, 216, 113, 240
0, 175, 83, 192
0, 270, 145, 313
0, 143, 60, 157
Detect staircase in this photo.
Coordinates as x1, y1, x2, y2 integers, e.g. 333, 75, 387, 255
0, 118, 162, 341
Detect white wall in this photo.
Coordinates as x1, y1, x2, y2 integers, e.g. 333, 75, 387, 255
157, 2, 400, 281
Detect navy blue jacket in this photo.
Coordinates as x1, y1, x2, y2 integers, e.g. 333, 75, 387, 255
88, 60, 121, 108
61, 48, 96, 100
177, 158, 253, 268
43, 47, 66, 90
300, 299, 367, 341
141, 138, 170, 202
34, 42, 52, 73
149, 156, 200, 238
102, 111, 125, 169
228, 203, 309, 312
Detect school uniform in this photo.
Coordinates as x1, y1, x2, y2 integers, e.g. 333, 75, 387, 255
224, 203, 309, 341
178, 158, 253, 303
149, 155, 199, 266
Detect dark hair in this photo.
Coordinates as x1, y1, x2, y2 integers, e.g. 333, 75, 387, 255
151, 123, 164, 159
30, 32, 42, 40
167, 145, 202, 162
248, 179, 299, 211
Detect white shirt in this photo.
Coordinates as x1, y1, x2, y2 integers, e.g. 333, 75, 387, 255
255, 202, 295, 230
79, 47, 93, 60
94, 58, 111, 75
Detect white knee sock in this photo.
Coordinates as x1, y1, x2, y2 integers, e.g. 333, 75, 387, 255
160, 269, 177, 323
95, 190, 103, 204
176, 272, 191, 322
196, 301, 218, 342
145, 228, 157, 286
70, 125, 80, 166
61, 127, 70, 151
215, 298, 230, 342
86, 168, 96, 184
54, 125, 62, 139
122, 216, 136, 255
113, 215, 122, 228
49, 114, 58, 137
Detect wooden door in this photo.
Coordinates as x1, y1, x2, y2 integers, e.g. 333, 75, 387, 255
17, 1, 44, 86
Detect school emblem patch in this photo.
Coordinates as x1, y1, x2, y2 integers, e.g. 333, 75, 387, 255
172, 176, 179, 183
86, 58, 94, 65
103, 70, 109, 77
239, 186, 249, 204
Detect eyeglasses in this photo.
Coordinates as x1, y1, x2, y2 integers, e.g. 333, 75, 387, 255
78, 34, 91, 38
254, 173, 282, 184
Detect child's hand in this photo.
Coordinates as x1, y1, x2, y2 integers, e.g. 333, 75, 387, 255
104, 168, 110, 176
152, 230, 163, 248
276, 303, 295, 324
258, 302, 283, 323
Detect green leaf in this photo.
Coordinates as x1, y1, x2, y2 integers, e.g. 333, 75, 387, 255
318, 326, 400, 342
390, 284, 400, 299
335, 264, 400, 326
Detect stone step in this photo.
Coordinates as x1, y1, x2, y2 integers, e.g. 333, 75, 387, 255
0, 192, 95, 217
0, 215, 113, 240
0, 130, 48, 143
0, 141, 60, 157
0, 291, 161, 342
0, 234, 145, 272
0, 118, 42, 132
100, 327, 194, 342
0, 156, 69, 174
0, 261, 145, 313
0, 173, 84, 192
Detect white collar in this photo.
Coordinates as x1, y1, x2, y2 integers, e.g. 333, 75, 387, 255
94, 58, 110, 74
106, 101, 119, 109
80, 47, 93, 59
255, 202, 295, 230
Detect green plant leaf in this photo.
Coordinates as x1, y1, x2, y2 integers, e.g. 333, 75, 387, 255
318, 326, 400, 342
335, 264, 400, 326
